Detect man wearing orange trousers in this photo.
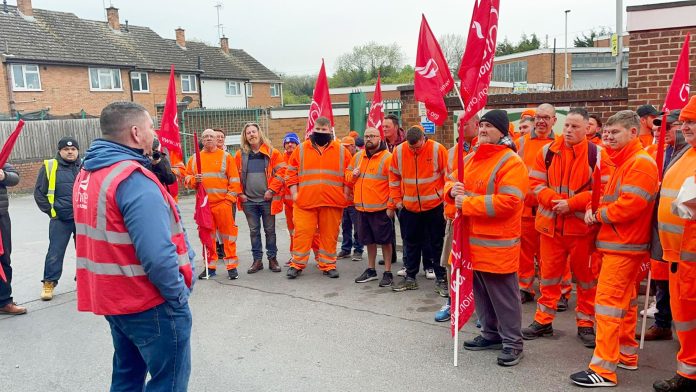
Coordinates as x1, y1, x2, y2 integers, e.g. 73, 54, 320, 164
185, 128, 242, 280
523, 108, 613, 348
570, 110, 659, 387
653, 96, 696, 392
285, 117, 350, 279
281, 132, 300, 266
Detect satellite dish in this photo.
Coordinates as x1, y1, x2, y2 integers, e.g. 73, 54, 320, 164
181, 96, 193, 104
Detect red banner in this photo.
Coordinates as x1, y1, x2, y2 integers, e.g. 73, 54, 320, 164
366, 73, 385, 137
192, 133, 214, 257
458, 0, 500, 123
157, 65, 183, 166
305, 59, 334, 139
662, 33, 691, 113
0, 119, 25, 280
414, 14, 455, 126
450, 211, 475, 335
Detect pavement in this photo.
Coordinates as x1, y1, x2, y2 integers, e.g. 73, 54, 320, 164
0, 194, 678, 391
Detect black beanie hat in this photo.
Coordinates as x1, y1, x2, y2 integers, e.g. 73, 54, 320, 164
480, 110, 510, 136
57, 136, 79, 150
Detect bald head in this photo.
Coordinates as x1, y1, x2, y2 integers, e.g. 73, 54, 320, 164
535, 103, 557, 136
364, 127, 381, 151
201, 128, 217, 152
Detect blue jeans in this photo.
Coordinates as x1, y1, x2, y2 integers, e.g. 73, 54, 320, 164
341, 206, 363, 254
654, 279, 672, 328
43, 218, 75, 284
105, 302, 192, 392
242, 201, 277, 261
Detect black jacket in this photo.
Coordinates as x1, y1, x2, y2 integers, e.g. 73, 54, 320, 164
150, 153, 176, 186
0, 163, 19, 216
34, 154, 81, 221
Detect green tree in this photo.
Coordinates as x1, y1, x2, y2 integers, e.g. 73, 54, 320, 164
574, 27, 613, 47
496, 34, 541, 56
331, 42, 403, 87
496, 37, 515, 56
280, 74, 315, 105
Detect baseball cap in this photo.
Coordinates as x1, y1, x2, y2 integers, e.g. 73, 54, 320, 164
653, 110, 682, 126
636, 104, 660, 118
341, 136, 355, 146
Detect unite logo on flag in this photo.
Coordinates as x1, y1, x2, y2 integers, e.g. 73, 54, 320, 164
415, 59, 439, 79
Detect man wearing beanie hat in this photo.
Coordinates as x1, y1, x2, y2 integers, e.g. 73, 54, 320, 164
33, 136, 81, 301
445, 108, 529, 366
281, 132, 300, 266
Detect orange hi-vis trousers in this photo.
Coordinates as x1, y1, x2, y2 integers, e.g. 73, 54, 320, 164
590, 252, 641, 384
535, 233, 597, 327
284, 199, 295, 253
670, 261, 696, 381
519, 218, 572, 298
204, 202, 239, 270
289, 206, 342, 271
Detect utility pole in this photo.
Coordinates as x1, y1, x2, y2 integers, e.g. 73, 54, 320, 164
214, 2, 223, 41
615, 0, 624, 87
564, 9, 570, 90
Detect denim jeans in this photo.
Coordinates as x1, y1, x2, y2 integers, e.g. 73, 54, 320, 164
341, 206, 363, 253
654, 279, 672, 328
43, 218, 76, 284
242, 201, 277, 261
105, 302, 192, 392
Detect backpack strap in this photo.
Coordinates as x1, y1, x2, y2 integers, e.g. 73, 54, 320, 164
574, 142, 599, 194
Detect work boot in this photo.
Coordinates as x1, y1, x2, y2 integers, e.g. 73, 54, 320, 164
247, 260, 264, 274
198, 268, 216, 279
570, 369, 616, 387
636, 325, 673, 341
285, 258, 292, 267
522, 321, 553, 340
355, 268, 378, 283
577, 326, 596, 348
392, 277, 418, 292
227, 268, 239, 280
286, 267, 301, 279
497, 347, 524, 367
520, 290, 535, 304
268, 257, 281, 273
379, 272, 393, 287
653, 373, 696, 392
323, 269, 340, 279
0, 302, 27, 315
557, 296, 569, 312
463, 335, 502, 351
337, 250, 351, 259
435, 279, 449, 297
41, 281, 56, 301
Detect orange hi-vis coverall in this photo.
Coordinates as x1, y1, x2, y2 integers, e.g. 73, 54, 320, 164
589, 138, 659, 384
639, 133, 654, 149
282, 151, 296, 252
185, 148, 241, 270
516, 130, 555, 297
659, 148, 696, 381
285, 139, 350, 271
531, 138, 613, 328
649, 143, 672, 280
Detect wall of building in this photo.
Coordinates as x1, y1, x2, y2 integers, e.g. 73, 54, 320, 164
493, 53, 568, 88
133, 72, 201, 115
330, 90, 401, 104
247, 82, 282, 108
200, 79, 247, 109
265, 115, 351, 149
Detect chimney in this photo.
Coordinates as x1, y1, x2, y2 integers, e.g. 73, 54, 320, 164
175, 28, 186, 48
106, 6, 120, 30
17, 0, 33, 17
220, 36, 229, 55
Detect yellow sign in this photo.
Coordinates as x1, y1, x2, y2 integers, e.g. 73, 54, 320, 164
611, 34, 618, 57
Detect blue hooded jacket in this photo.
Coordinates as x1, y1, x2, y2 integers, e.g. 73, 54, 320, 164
81, 139, 195, 308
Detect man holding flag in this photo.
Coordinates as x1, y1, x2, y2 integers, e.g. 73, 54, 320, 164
0, 162, 23, 315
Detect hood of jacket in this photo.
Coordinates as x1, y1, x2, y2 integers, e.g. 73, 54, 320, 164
82, 139, 150, 172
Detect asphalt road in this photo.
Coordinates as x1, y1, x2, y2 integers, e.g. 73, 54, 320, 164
0, 194, 678, 391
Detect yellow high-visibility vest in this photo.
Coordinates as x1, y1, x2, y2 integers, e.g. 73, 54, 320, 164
44, 159, 58, 218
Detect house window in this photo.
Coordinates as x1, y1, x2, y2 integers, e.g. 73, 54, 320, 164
131, 72, 149, 92
270, 83, 281, 97
226, 81, 242, 96
11, 64, 41, 91
89, 68, 122, 91
181, 74, 197, 93
246, 83, 253, 97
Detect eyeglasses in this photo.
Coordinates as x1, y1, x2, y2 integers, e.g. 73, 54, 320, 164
535, 115, 553, 122
364, 135, 381, 139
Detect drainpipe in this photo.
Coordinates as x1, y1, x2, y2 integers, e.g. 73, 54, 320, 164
127, 69, 134, 102
4, 62, 16, 116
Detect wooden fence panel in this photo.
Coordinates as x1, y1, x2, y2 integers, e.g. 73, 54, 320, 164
0, 119, 102, 161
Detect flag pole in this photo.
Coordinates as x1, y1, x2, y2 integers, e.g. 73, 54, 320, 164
454, 268, 460, 367
639, 271, 651, 349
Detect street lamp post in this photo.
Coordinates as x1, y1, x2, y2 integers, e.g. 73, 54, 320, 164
564, 9, 570, 90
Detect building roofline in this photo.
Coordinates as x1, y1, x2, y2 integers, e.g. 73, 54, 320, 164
627, 0, 696, 12
494, 46, 629, 61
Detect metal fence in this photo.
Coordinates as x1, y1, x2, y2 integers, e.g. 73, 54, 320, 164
1, 118, 101, 161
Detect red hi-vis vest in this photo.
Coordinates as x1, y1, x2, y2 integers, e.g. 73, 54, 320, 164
73, 160, 193, 316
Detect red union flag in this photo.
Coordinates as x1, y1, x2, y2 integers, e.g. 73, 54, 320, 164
305, 59, 334, 138
458, 0, 500, 123
157, 65, 183, 165
414, 14, 455, 126
450, 211, 475, 335
366, 73, 384, 137
662, 33, 690, 113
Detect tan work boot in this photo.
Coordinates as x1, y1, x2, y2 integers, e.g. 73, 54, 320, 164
0, 302, 27, 315
41, 281, 55, 301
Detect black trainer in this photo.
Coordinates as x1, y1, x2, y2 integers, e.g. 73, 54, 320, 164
227, 268, 239, 280
435, 278, 449, 297
355, 268, 378, 283
324, 269, 340, 278
198, 268, 216, 279
379, 272, 394, 287
286, 267, 301, 279
520, 290, 535, 304
497, 347, 524, 366
392, 277, 418, 292
578, 326, 596, 348
570, 369, 616, 388
463, 335, 503, 351
653, 373, 696, 392
522, 321, 553, 340
557, 296, 569, 312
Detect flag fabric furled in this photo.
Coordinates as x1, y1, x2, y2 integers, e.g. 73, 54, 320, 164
192, 133, 214, 258
449, 211, 475, 336
0, 119, 25, 281
305, 60, 334, 139
366, 73, 385, 137
414, 14, 455, 126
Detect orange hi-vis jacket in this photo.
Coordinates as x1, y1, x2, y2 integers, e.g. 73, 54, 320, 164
346, 146, 395, 212
658, 147, 696, 263
281, 151, 293, 205
445, 142, 475, 220
639, 133, 654, 148
390, 139, 448, 213
516, 130, 555, 218
588, 134, 603, 145
285, 139, 351, 209
184, 148, 240, 205
531, 137, 613, 237
444, 144, 529, 274
595, 138, 659, 255
234, 143, 287, 215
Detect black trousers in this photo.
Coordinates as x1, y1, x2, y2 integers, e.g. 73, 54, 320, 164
398, 204, 446, 280
0, 214, 13, 307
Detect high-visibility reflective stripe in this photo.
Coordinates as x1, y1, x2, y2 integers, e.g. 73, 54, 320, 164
202, 172, 226, 179
356, 202, 388, 210
600, 208, 611, 223
464, 191, 481, 197
362, 173, 388, 180
577, 279, 597, 290
390, 167, 400, 176
287, 165, 297, 171
595, 303, 625, 318
540, 276, 562, 286
621, 185, 654, 201
601, 175, 610, 183
499, 185, 524, 199
389, 181, 401, 187
661, 188, 679, 198
596, 241, 649, 252
577, 312, 593, 321
298, 144, 305, 176
658, 222, 684, 234
674, 318, 696, 332
537, 303, 556, 315
219, 233, 237, 242
484, 195, 495, 217
533, 184, 546, 196
487, 151, 515, 194
681, 250, 696, 262
272, 196, 282, 201
618, 345, 638, 356
470, 237, 520, 247
529, 170, 547, 181
403, 194, 441, 202
301, 179, 344, 188
75, 223, 132, 244
538, 206, 555, 219
432, 141, 440, 178
448, 147, 456, 172
76, 257, 146, 277
292, 250, 310, 258
403, 175, 440, 185
317, 249, 336, 258
591, 355, 617, 372
396, 145, 403, 178
44, 159, 58, 218
636, 153, 657, 166
97, 161, 134, 231
207, 189, 227, 194
677, 361, 696, 376
554, 185, 570, 195
375, 152, 389, 179
227, 192, 238, 197
300, 169, 344, 177
519, 276, 534, 284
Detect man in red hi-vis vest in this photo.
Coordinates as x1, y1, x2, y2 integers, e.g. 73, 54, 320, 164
73, 102, 194, 391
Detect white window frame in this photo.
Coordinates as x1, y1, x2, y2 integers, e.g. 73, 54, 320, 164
131, 72, 150, 93
89, 68, 123, 91
226, 81, 242, 96
245, 83, 253, 97
11, 64, 42, 91
270, 83, 280, 97
181, 74, 197, 93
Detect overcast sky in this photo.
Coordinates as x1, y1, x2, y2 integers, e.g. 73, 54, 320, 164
27, 0, 672, 76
